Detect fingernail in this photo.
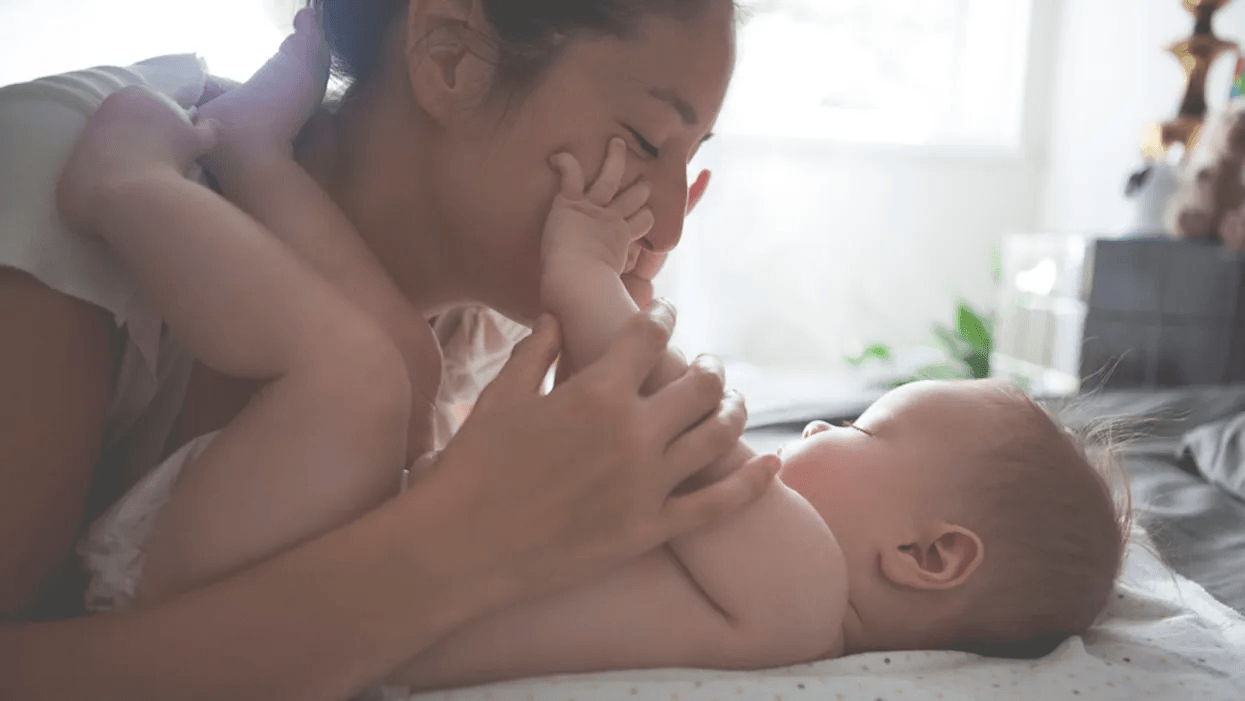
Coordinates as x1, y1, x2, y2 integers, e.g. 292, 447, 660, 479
533, 313, 554, 333
649, 298, 675, 322
768, 456, 782, 478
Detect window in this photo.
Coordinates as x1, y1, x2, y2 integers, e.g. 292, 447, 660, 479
720, 0, 1034, 149
659, 0, 1038, 387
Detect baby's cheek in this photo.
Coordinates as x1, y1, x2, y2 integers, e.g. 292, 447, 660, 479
777, 460, 816, 493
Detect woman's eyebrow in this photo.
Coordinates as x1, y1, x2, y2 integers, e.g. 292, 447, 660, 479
648, 87, 698, 126
647, 87, 714, 143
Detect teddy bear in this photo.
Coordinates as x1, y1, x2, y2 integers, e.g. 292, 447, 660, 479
1167, 100, 1245, 250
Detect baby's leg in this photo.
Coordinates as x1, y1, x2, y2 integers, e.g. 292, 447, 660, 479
92, 157, 411, 605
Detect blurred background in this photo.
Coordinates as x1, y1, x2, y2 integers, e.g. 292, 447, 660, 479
4, 0, 1243, 407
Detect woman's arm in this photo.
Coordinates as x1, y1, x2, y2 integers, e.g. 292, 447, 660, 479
0, 476, 531, 701
0, 269, 117, 619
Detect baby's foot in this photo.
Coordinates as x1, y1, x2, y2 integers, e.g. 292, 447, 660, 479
197, 7, 330, 169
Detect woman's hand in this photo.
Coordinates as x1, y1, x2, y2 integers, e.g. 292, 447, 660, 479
422, 306, 775, 600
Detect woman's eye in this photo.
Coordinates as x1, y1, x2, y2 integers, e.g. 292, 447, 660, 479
624, 125, 660, 158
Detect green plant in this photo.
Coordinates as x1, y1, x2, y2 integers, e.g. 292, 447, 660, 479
847, 301, 995, 387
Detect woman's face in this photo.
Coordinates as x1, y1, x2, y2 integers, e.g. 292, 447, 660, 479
427, 3, 736, 322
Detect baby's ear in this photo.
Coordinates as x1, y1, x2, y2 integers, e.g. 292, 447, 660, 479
880, 524, 983, 591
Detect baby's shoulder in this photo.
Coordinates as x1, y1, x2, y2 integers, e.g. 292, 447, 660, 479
756, 484, 850, 661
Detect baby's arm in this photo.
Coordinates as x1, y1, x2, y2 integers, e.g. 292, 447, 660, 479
195, 8, 441, 445
58, 85, 411, 601
540, 143, 847, 650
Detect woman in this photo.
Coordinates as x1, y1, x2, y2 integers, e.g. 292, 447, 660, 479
0, 0, 762, 698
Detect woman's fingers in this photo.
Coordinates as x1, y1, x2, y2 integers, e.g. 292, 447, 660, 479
587, 138, 628, 206
660, 387, 749, 482
661, 454, 779, 536
550, 153, 586, 199
589, 302, 676, 392
646, 355, 727, 438
477, 315, 562, 400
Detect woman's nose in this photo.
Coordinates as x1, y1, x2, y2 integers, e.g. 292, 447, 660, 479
640, 171, 689, 254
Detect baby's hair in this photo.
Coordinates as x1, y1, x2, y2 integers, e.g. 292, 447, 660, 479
947, 385, 1134, 658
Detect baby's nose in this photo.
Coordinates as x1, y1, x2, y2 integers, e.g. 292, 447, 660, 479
803, 421, 833, 439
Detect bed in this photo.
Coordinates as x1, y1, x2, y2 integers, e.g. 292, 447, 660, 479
387, 385, 1245, 701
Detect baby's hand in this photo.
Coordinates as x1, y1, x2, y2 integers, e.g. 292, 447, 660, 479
57, 86, 219, 234
542, 138, 655, 274
196, 6, 330, 170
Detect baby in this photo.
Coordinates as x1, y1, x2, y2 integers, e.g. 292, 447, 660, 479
62, 10, 1129, 693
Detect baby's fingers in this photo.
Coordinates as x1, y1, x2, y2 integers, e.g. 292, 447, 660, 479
610, 179, 651, 219
628, 208, 655, 241
191, 118, 222, 157
587, 138, 627, 206
550, 153, 586, 199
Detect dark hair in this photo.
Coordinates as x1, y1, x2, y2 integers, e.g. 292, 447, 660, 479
311, 0, 732, 94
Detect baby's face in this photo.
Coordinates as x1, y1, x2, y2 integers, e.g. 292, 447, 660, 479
776, 379, 1019, 557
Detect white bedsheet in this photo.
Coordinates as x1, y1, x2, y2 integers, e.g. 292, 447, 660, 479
383, 528, 1245, 700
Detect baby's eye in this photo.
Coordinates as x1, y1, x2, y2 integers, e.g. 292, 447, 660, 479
623, 125, 660, 159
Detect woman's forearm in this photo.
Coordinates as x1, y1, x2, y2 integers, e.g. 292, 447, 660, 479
0, 483, 518, 701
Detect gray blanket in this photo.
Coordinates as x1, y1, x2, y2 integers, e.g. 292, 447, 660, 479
1181, 413, 1245, 503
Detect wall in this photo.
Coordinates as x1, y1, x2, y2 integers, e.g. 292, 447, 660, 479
1040, 0, 1245, 234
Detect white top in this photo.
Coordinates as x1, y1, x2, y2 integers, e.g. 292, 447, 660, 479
0, 55, 528, 510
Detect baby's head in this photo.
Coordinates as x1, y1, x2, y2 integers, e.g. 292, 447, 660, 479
777, 379, 1128, 658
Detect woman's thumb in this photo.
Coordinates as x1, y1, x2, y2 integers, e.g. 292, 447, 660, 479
483, 315, 562, 399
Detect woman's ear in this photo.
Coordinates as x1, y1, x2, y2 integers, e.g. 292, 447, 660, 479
404, 0, 498, 123
879, 524, 984, 591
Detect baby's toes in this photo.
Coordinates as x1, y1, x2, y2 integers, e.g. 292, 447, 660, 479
281, 7, 329, 66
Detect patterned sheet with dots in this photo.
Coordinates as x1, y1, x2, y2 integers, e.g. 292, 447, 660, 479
378, 529, 1245, 701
